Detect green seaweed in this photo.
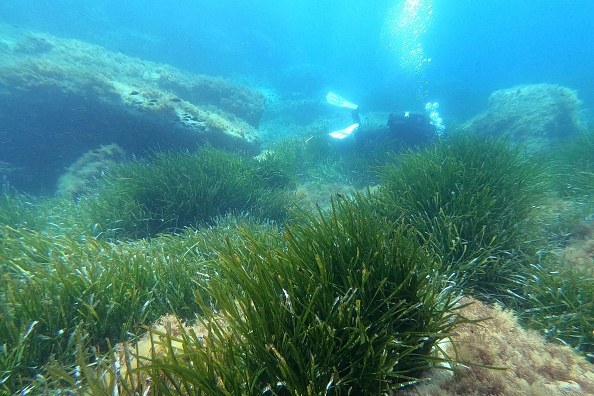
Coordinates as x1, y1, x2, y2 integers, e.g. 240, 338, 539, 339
130, 194, 468, 395
551, 130, 594, 199
0, 216, 278, 393
81, 146, 294, 240
264, 133, 386, 189
513, 262, 594, 362
0, 187, 43, 230
376, 132, 548, 295
0, 321, 38, 394
5, 127, 594, 393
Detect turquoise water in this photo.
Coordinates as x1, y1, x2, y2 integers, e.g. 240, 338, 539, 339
1, 0, 593, 194
1, 2, 594, 393
1, 0, 593, 120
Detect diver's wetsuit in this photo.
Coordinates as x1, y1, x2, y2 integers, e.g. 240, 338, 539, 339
386, 112, 436, 147
351, 109, 361, 130
354, 111, 437, 148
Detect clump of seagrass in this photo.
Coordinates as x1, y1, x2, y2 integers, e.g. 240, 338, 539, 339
81, 146, 293, 240
0, 214, 277, 393
133, 194, 468, 395
513, 263, 594, 362
377, 132, 548, 296
550, 129, 594, 199
263, 133, 387, 189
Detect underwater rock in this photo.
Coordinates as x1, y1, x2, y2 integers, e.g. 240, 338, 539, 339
460, 84, 585, 149
562, 217, 594, 271
398, 298, 594, 396
121, 297, 594, 395
56, 143, 126, 200
0, 25, 264, 193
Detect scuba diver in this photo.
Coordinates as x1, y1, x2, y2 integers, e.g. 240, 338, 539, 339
326, 91, 444, 147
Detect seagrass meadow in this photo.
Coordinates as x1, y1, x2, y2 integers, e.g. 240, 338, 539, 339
1, 133, 594, 395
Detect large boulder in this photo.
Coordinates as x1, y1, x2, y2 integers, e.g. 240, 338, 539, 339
459, 84, 585, 148
0, 26, 265, 193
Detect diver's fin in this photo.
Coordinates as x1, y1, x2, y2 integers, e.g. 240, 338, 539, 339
326, 92, 358, 110
329, 123, 359, 139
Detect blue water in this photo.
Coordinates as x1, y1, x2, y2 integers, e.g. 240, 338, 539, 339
2, 0, 593, 121
1, 0, 593, 126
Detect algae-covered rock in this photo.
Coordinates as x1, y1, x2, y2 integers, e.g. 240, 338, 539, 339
56, 143, 126, 200
398, 298, 594, 396
0, 25, 265, 193
460, 84, 585, 148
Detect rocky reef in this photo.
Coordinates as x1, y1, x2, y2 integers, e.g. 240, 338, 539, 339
460, 83, 585, 149
110, 297, 594, 396
56, 143, 126, 199
398, 298, 594, 396
0, 25, 265, 193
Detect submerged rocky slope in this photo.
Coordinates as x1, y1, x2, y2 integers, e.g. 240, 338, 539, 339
0, 25, 264, 193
